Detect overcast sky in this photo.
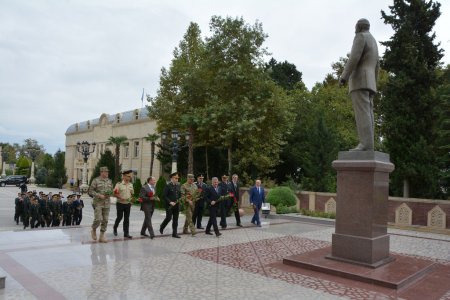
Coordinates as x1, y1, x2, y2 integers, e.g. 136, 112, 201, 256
1, 0, 449, 155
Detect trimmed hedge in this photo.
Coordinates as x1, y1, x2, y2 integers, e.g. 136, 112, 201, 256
265, 186, 297, 208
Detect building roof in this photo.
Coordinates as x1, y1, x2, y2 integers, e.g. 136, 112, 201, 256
65, 107, 150, 135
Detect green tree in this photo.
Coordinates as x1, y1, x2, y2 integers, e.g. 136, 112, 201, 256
148, 22, 206, 175
265, 57, 304, 91
46, 150, 67, 188
107, 136, 127, 183
201, 16, 294, 176
436, 65, 450, 198
15, 156, 30, 176
381, 0, 444, 197
90, 150, 115, 184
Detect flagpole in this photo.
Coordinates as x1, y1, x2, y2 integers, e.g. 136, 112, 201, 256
141, 88, 144, 108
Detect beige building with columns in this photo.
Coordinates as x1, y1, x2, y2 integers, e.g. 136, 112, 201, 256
64, 107, 161, 184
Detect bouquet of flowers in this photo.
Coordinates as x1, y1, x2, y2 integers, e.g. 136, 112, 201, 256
169, 196, 184, 210
231, 193, 238, 211
213, 192, 234, 206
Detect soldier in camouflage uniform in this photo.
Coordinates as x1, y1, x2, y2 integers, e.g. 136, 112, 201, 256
181, 174, 197, 236
88, 166, 113, 243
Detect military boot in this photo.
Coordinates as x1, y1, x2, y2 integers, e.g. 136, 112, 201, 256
182, 228, 188, 234
91, 228, 97, 241
99, 232, 108, 243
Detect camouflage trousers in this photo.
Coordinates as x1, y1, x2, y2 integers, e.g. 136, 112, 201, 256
183, 203, 196, 234
92, 204, 110, 233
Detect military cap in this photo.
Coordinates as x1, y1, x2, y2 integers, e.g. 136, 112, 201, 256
187, 174, 195, 179
197, 174, 204, 179
169, 172, 179, 178
122, 170, 133, 175
100, 166, 109, 172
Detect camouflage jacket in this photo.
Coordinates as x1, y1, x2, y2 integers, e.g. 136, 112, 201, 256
88, 176, 113, 207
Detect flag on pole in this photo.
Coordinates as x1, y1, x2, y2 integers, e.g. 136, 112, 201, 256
141, 88, 145, 107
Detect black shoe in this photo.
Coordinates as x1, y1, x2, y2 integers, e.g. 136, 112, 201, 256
150, 235, 155, 239
159, 228, 163, 234
216, 233, 222, 237
221, 226, 227, 229
124, 235, 133, 239
113, 228, 118, 236
172, 235, 181, 238
197, 227, 204, 230
141, 233, 149, 237
205, 232, 213, 235
237, 224, 243, 227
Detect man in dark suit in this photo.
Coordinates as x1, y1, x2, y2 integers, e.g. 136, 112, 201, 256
205, 177, 222, 237
249, 179, 265, 227
140, 176, 158, 239
193, 174, 207, 229
218, 175, 230, 229
228, 174, 242, 227
339, 18, 379, 151
160, 172, 182, 238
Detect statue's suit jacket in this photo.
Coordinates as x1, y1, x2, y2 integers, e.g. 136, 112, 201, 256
341, 30, 379, 93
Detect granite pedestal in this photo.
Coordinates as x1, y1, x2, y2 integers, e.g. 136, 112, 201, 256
328, 151, 395, 267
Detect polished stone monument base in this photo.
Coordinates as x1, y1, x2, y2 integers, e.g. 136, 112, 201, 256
330, 151, 395, 267
327, 233, 394, 268
283, 247, 437, 290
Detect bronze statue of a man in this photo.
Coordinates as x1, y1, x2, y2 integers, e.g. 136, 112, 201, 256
339, 18, 379, 151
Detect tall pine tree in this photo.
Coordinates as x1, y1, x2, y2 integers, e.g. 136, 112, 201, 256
380, 0, 443, 198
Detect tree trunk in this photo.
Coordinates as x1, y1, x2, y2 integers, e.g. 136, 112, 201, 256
205, 146, 209, 181
115, 144, 121, 183
227, 145, 232, 176
150, 142, 155, 176
188, 128, 194, 174
403, 179, 409, 198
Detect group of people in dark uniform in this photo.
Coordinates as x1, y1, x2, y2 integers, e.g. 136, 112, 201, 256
159, 172, 243, 238
14, 190, 84, 229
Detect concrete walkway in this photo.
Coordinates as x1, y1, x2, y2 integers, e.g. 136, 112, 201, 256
0, 186, 449, 300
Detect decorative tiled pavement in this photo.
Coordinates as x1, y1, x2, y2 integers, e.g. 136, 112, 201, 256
0, 187, 449, 300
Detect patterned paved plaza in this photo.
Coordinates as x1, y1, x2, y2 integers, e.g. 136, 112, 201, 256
0, 187, 449, 299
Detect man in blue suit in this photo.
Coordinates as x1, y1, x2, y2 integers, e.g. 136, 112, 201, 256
249, 179, 265, 227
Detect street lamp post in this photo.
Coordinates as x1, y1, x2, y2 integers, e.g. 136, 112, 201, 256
27, 147, 40, 186
161, 130, 190, 174
1, 147, 7, 178
76, 141, 96, 194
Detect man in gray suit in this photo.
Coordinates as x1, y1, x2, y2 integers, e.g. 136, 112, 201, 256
339, 18, 379, 151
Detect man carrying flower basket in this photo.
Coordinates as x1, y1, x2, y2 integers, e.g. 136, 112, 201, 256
160, 172, 182, 238
139, 176, 159, 239
181, 174, 198, 236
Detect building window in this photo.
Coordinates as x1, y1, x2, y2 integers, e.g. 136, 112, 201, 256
100, 144, 104, 154
116, 114, 121, 124
133, 141, 140, 158
134, 110, 139, 120
124, 143, 129, 158
87, 121, 91, 129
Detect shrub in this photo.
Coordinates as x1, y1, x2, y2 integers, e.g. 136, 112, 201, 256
300, 209, 336, 219
276, 205, 299, 214
266, 186, 297, 208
